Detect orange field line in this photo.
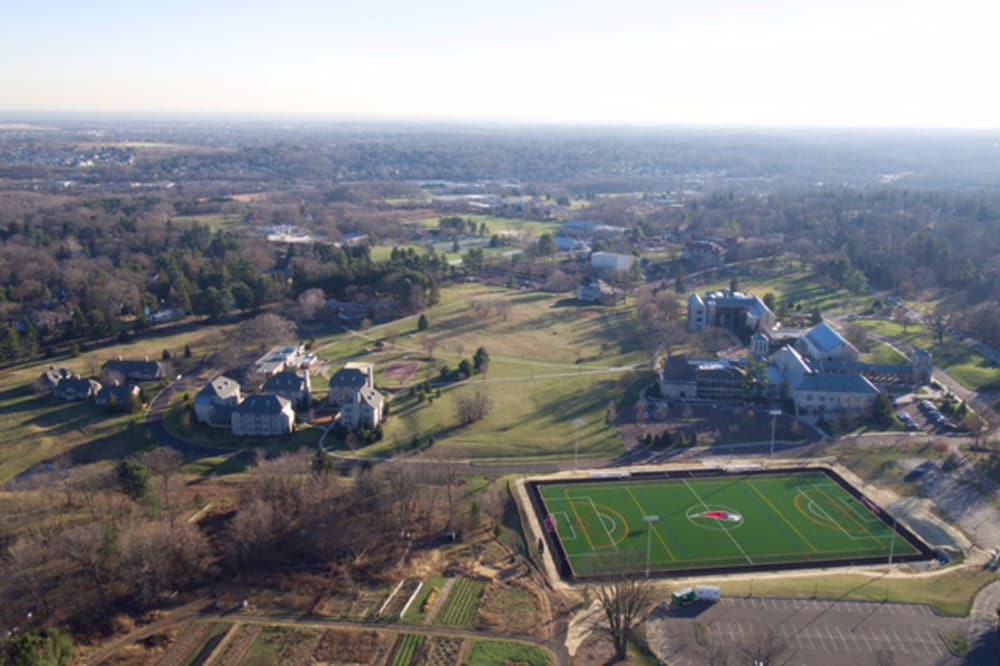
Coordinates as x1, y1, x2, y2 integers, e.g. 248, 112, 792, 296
563, 489, 598, 552
747, 480, 818, 553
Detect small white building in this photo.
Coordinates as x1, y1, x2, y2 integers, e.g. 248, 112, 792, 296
578, 279, 622, 305
254, 345, 312, 377
590, 252, 636, 275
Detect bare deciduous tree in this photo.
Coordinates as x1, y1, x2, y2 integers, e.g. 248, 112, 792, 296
455, 388, 492, 425
593, 554, 655, 661
238, 313, 298, 352
297, 287, 327, 321
738, 627, 793, 665
141, 447, 183, 525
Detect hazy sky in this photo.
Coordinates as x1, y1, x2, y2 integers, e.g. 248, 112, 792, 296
3, 0, 999, 127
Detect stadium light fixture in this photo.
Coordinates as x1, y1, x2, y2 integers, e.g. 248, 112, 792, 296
642, 514, 660, 577
572, 417, 584, 471
769, 409, 782, 458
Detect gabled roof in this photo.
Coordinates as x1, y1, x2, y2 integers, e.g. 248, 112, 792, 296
354, 387, 384, 409
101, 360, 163, 377
198, 376, 241, 401
263, 370, 307, 393
803, 322, 849, 354
661, 356, 698, 382
40, 367, 72, 386
97, 384, 139, 401
55, 377, 101, 395
330, 366, 370, 389
234, 394, 291, 415
795, 373, 880, 395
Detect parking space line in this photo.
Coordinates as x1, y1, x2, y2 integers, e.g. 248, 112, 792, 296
832, 626, 848, 651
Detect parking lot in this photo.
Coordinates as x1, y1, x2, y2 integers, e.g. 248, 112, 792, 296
647, 596, 965, 665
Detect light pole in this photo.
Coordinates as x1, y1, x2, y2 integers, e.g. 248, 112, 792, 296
888, 516, 897, 565
642, 514, 660, 577
572, 417, 584, 471
769, 409, 782, 458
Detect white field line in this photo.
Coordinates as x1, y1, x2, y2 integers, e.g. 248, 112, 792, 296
556, 511, 578, 540
799, 488, 881, 543
682, 479, 754, 565
585, 496, 619, 552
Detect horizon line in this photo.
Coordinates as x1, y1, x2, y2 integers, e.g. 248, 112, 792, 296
1, 109, 1000, 134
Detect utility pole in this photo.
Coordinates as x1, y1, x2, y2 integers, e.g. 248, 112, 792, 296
769, 409, 782, 459
642, 514, 660, 577
888, 516, 897, 565
572, 417, 584, 471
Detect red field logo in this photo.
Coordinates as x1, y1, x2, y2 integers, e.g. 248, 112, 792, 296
699, 510, 742, 523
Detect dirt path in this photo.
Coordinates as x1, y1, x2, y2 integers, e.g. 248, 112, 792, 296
424, 577, 456, 624
214, 625, 262, 666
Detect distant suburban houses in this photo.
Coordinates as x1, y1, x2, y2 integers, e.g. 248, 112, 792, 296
578, 279, 623, 305
101, 359, 166, 382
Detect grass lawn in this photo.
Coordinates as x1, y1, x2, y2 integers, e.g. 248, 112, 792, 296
537, 470, 928, 578
316, 284, 644, 460
853, 319, 1000, 391
861, 342, 909, 365
694, 268, 870, 318
432, 577, 485, 628
390, 634, 427, 666
702, 567, 999, 617
403, 213, 560, 239
184, 622, 231, 666
240, 627, 318, 665
370, 244, 426, 262
172, 213, 244, 231
467, 641, 551, 666
0, 324, 229, 483
163, 401, 320, 452
402, 576, 446, 624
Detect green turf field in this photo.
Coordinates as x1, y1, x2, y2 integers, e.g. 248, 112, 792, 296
537, 470, 927, 577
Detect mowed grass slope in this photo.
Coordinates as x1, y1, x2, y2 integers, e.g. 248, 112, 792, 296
316, 284, 646, 460
0, 325, 232, 483
539, 471, 923, 577
853, 319, 1000, 391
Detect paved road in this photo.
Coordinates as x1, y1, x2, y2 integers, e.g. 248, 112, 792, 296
648, 596, 965, 665
144, 364, 247, 459
88, 605, 568, 666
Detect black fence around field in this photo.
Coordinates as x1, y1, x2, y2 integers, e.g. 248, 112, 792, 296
526, 466, 938, 582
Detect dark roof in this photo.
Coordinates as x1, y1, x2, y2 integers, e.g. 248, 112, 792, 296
662, 356, 698, 382
234, 394, 290, 415
40, 367, 73, 386
796, 373, 880, 395
102, 359, 164, 378
330, 368, 369, 389
263, 371, 307, 393
97, 384, 139, 402
55, 377, 101, 395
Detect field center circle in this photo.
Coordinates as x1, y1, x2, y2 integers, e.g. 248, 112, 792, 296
685, 504, 745, 530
